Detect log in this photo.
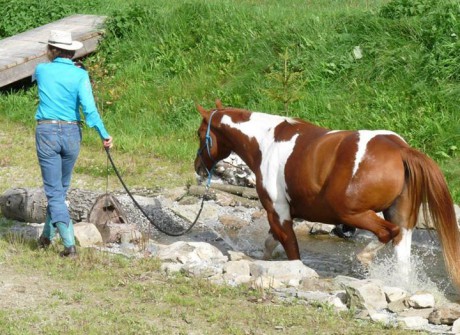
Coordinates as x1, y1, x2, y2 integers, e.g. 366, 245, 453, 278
0, 187, 103, 223
187, 185, 261, 208
207, 183, 259, 200
0, 188, 194, 237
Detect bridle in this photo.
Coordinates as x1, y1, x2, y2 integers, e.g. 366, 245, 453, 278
196, 109, 218, 188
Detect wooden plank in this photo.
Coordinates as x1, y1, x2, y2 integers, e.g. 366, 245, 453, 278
0, 14, 106, 88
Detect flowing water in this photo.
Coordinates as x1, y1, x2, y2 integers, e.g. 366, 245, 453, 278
165, 224, 457, 303
151, 204, 458, 302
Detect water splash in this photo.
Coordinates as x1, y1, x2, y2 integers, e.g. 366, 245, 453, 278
366, 244, 451, 303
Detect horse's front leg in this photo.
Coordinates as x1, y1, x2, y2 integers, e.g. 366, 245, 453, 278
263, 210, 300, 260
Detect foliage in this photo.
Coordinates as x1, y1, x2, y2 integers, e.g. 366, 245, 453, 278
0, 0, 98, 38
0, 0, 458, 200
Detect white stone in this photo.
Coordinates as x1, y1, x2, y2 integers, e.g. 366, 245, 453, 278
370, 311, 393, 326
156, 241, 228, 264
451, 318, 460, 334
74, 222, 103, 247
223, 260, 251, 279
250, 260, 319, 284
383, 286, 408, 303
228, 250, 253, 261
297, 291, 347, 311
408, 293, 435, 309
337, 277, 387, 311
398, 316, 429, 329
251, 276, 283, 289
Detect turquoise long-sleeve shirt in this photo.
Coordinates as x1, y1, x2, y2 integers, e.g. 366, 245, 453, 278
34, 57, 110, 140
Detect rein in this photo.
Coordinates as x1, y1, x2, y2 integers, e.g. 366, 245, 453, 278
103, 110, 218, 237
104, 147, 210, 237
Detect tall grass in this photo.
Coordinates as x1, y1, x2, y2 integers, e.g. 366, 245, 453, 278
0, 0, 458, 199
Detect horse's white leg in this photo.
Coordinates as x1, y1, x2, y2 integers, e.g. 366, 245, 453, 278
393, 227, 413, 280
263, 234, 279, 260
357, 239, 386, 266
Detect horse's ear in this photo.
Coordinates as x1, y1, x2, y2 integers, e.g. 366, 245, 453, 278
215, 99, 223, 109
197, 104, 208, 118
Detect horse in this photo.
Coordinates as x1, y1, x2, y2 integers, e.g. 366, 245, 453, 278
194, 100, 460, 289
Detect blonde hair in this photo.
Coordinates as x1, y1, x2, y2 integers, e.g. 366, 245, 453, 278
47, 45, 76, 61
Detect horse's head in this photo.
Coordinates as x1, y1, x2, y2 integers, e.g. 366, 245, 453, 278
194, 100, 232, 181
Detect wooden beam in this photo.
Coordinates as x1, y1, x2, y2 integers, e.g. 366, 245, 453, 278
0, 14, 107, 88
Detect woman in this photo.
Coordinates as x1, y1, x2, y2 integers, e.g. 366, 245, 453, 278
35, 30, 113, 257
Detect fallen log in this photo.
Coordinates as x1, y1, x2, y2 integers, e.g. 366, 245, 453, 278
0, 187, 102, 223
205, 183, 259, 200
187, 185, 261, 208
0, 187, 198, 237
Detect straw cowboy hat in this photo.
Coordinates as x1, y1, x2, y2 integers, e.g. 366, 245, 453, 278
47, 30, 83, 51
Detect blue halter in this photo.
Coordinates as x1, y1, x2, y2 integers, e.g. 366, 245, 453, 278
197, 110, 218, 187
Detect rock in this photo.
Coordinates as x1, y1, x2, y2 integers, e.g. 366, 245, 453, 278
335, 276, 387, 311
383, 286, 407, 303
181, 262, 223, 279
387, 298, 409, 313
300, 277, 340, 292
300, 221, 334, 235
398, 316, 429, 329
251, 276, 283, 290
160, 262, 183, 274
369, 311, 394, 326
407, 292, 435, 309
74, 222, 103, 247
452, 318, 460, 333
156, 241, 228, 265
223, 260, 252, 285
429, 303, 460, 325
97, 222, 142, 244
249, 260, 319, 287
296, 291, 348, 311
399, 308, 433, 319
177, 196, 200, 206
228, 250, 253, 261
9, 222, 43, 240
219, 214, 248, 230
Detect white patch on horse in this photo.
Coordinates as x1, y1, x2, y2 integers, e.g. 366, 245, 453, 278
221, 112, 298, 222
352, 130, 406, 178
394, 227, 413, 279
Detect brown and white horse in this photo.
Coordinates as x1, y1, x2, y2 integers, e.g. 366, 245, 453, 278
194, 100, 460, 289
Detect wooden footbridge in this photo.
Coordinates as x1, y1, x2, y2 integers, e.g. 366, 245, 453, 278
0, 14, 106, 88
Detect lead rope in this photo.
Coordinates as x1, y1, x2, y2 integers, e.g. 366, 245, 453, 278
104, 147, 208, 237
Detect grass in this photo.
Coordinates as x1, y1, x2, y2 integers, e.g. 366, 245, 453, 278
0, 235, 425, 335
1, 0, 458, 200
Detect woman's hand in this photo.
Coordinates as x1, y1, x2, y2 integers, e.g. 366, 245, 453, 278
103, 136, 113, 149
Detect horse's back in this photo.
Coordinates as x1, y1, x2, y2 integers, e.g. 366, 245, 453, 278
286, 129, 408, 221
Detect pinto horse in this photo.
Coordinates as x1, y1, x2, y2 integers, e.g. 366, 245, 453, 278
194, 100, 460, 288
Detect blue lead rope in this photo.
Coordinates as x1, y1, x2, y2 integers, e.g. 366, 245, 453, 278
198, 110, 218, 188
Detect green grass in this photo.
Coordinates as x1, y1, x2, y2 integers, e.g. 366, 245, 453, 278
0, 0, 458, 201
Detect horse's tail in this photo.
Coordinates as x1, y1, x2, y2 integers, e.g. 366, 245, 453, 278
402, 147, 460, 289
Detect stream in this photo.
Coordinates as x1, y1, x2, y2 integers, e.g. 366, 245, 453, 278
152, 217, 459, 303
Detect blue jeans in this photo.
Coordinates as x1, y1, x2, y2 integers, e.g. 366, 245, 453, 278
35, 123, 81, 226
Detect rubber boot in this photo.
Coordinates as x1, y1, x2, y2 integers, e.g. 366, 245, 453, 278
55, 221, 77, 258
38, 213, 56, 248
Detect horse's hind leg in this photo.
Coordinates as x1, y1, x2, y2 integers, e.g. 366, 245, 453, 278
338, 210, 400, 266
383, 188, 418, 280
